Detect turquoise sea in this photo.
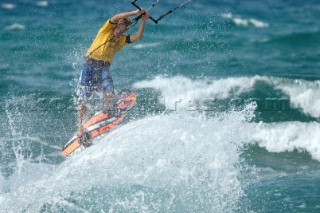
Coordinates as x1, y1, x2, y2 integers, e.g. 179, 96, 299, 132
1, 0, 320, 212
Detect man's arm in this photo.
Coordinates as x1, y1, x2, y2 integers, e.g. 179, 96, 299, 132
110, 10, 140, 24
130, 12, 150, 42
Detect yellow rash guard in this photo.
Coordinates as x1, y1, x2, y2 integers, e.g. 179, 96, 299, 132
85, 19, 129, 63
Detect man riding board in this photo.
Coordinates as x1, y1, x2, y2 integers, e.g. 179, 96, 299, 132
76, 9, 150, 140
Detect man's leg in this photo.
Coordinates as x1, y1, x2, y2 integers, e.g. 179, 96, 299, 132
104, 92, 113, 115
101, 66, 114, 116
77, 103, 87, 137
77, 102, 92, 146
76, 85, 91, 137
76, 62, 91, 137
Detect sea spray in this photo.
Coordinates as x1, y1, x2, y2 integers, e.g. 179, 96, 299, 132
1, 105, 257, 212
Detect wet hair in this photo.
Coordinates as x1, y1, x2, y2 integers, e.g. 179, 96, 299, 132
117, 17, 132, 28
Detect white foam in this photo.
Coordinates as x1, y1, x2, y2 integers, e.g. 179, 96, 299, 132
1, 74, 319, 211
0, 110, 254, 212
221, 12, 269, 28
134, 75, 266, 110
221, 12, 232, 19
233, 17, 249, 27
272, 79, 320, 118
1, 101, 319, 211
133, 42, 161, 49
0, 174, 5, 194
1, 3, 16, 10
134, 75, 320, 118
133, 75, 320, 159
4, 23, 25, 31
249, 18, 269, 28
252, 121, 320, 161
35, 1, 48, 7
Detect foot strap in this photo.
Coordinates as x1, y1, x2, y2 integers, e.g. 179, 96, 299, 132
79, 132, 92, 147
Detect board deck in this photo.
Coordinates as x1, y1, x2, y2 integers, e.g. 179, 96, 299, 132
62, 90, 136, 157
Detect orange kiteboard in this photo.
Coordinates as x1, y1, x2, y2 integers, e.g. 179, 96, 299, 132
62, 90, 137, 157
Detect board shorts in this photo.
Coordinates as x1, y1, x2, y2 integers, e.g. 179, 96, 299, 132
77, 58, 113, 104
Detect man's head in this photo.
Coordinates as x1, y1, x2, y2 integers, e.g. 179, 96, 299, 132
114, 17, 132, 37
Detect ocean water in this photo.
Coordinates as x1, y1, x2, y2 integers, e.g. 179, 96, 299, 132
1, 0, 320, 212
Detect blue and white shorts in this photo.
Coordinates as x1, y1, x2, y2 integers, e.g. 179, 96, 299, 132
77, 58, 113, 104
